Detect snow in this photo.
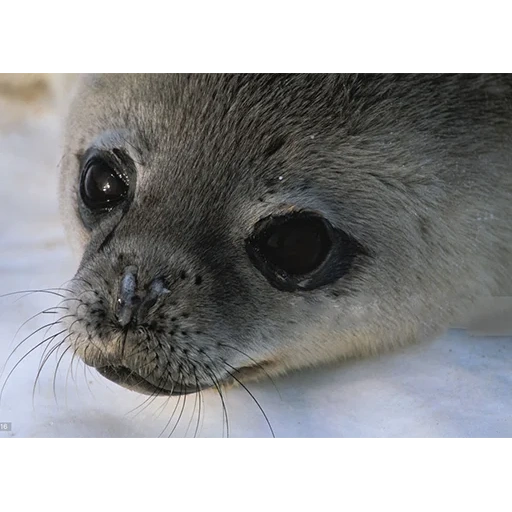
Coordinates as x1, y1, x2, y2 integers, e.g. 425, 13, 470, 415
0, 89, 510, 438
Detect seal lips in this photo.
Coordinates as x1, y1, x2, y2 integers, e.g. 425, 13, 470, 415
96, 365, 201, 396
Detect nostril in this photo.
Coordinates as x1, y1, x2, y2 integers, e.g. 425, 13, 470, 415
120, 266, 137, 298
115, 269, 170, 328
116, 266, 138, 328
137, 278, 169, 320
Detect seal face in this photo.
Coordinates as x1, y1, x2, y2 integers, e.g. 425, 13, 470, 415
58, 74, 512, 396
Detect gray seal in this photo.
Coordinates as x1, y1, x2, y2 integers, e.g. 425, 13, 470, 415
58, 74, 512, 396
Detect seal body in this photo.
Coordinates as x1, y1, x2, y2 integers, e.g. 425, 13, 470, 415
59, 74, 512, 395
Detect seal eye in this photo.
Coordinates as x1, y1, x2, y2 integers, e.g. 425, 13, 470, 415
260, 215, 332, 275
246, 212, 338, 291
80, 157, 129, 210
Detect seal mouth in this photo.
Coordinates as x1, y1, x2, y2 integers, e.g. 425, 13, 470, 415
96, 365, 200, 396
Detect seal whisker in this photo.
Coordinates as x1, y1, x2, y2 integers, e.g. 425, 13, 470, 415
12, 306, 68, 346
123, 359, 168, 419
168, 373, 188, 438
33, 332, 72, 392
31, 334, 73, 406
0, 329, 67, 402
158, 373, 183, 438
154, 393, 173, 421
117, 134, 145, 167
192, 369, 203, 439
58, 296, 89, 305
183, 360, 200, 438
0, 288, 67, 301
219, 343, 282, 399
80, 343, 96, 398
51, 337, 76, 404
204, 365, 230, 439
37, 314, 78, 372
81, 266, 111, 287
224, 368, 275, 438
64, 339, 80, 407
1, 319, 68, 375
130, 386, 166, 423
70, 337, 102, 403
197, 350, 230, 437
65, 275, 95, 289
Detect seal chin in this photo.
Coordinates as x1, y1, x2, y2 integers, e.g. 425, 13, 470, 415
96, 365, 200, 396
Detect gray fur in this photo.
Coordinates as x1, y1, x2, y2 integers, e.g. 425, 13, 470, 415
59, 74, 512, 394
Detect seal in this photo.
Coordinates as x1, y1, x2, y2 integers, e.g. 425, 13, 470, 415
58, 74, 512, 396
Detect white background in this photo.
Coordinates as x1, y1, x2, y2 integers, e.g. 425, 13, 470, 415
0, 80, 510, 438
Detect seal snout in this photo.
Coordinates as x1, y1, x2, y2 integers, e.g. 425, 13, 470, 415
115, 265, 168, 328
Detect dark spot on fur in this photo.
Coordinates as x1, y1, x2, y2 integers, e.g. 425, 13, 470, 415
419, 216, 430, 236
263, 175, 278, 187
194, 275, 202, 285
180, 271, 187, 280
262, 136, 287, 159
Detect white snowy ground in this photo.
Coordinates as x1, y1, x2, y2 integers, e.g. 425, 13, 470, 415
0, 87, 510, 438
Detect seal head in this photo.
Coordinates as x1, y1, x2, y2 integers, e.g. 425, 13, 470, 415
59, 74, 512, 395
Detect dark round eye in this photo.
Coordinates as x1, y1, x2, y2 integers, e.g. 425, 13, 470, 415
80, 158, 129, 210
246, 212, 333, 288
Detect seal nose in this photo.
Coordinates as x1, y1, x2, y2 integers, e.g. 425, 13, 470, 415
115, 266, 167, 328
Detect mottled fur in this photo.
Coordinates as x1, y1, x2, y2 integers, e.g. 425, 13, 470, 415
59, 74, 512, 392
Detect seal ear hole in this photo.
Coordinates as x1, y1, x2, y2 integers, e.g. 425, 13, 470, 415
180, 271, 188, 280
194, 275, 203, 286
